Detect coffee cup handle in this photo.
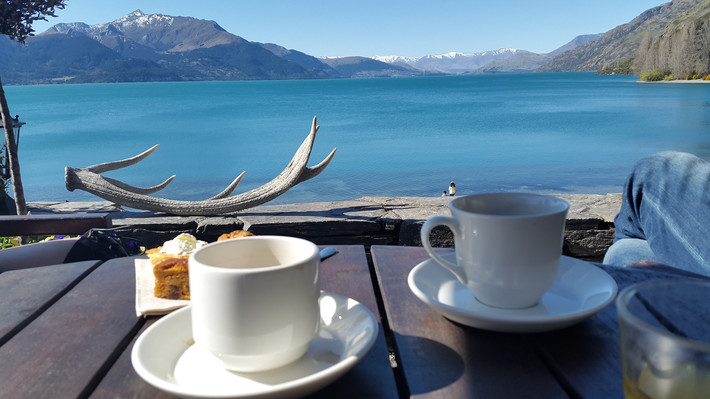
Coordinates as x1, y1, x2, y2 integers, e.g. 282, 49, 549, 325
420, 216, 468, 285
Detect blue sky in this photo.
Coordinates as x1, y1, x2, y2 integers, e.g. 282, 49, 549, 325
31, 0, 665, 58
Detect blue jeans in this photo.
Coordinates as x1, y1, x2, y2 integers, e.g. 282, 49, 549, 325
603, 151, 710, 277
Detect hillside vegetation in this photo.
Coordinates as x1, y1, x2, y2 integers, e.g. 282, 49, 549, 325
539, 0, 704, 74
633, 0, 710, 78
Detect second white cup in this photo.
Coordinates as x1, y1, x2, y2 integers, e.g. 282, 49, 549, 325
189, 235, 320, 372
421, 193, 569, 309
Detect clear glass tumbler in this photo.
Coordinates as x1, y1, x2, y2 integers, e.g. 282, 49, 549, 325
617, 279, 710, 399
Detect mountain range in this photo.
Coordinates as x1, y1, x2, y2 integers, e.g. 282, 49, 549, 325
0, 11, 596, 84
0, 1, 708, 85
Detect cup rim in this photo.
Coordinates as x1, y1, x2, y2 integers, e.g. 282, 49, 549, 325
449, 192, 570, 218
189, 235, 319, 272
616, 278, 710, 352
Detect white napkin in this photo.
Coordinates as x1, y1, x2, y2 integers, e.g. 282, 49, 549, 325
135, 257, 189, 317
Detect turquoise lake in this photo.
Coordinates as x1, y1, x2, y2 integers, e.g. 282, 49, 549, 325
4, 73, 710, 205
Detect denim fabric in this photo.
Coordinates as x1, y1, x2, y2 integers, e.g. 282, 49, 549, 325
602, 238, 657, 266
605, 151, 710, 277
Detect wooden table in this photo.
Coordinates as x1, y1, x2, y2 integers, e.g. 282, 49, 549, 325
0, 244, 703, 398
370, 245, 706, 399
0, 245, 398, 399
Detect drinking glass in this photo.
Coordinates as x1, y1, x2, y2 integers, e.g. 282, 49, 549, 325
617, 279, 710, 399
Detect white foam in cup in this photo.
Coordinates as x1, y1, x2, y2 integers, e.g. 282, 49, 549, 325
189, 235, 320, 372
421, 193, 569, 309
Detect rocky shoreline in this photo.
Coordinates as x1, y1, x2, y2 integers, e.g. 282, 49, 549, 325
26, 193, 622, 262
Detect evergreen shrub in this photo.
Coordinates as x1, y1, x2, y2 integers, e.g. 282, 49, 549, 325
640, 69, 664, 81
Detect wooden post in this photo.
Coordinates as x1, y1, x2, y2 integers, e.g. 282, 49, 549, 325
0, 77, 27, 216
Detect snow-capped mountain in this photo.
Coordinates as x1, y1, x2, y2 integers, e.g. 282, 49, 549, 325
371, 55, 418, 64
47, 10, 243, 53
373, 48, 524, 73
20, 10, 339, 83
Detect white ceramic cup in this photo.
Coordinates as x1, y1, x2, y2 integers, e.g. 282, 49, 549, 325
421, 193, 569, 309
189, 235, 320, 372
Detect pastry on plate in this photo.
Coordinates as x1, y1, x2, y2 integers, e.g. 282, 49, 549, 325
218, 230, 255, 241
153, 257, 190, 299
148, 231, 252, 300
148, 233, 206, 300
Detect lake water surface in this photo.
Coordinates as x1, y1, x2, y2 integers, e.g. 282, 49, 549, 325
5, 73, 710, 205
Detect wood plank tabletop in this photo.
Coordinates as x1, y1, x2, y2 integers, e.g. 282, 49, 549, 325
0, 258, 140, 398
10, 242, 703, 398
370, 245, 703, 399
85, 245, 398, 398
371, 245, 567, 399
0, 245, 398, 398
526, 263, 708, 398
0, 260, 100, 345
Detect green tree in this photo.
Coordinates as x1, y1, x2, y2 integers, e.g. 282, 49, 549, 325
0, 0, 66, 215
640, 69, 664, 81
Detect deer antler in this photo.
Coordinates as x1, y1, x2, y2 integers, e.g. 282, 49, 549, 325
65, 116, 336, 216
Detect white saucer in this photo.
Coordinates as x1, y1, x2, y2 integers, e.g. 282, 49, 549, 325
408, 254, 617, 333
131, 291, 378, 399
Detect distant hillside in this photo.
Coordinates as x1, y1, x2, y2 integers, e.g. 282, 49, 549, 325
633, 0, 710, 77
0, 10, 339, 84
539, 0, 702, 72
403, 49, 523, 73
48, 13, 244, 52
372, 35, 602, 75
475, 51, 551, 73
476, 34, 603, 73
319, 56, 426, 78
260, 43, 339, 78
547, 34, 605, 58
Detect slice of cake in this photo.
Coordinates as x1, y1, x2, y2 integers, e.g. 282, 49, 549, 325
148, 231, 253, 300
148, 233, 207, 300
153, 258, 190, 299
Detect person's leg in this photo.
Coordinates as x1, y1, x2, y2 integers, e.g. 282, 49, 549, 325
603, 238, 657, 266
610, 151, 710, 276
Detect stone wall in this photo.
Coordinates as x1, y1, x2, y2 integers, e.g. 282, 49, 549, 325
27, 193, 622, 262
